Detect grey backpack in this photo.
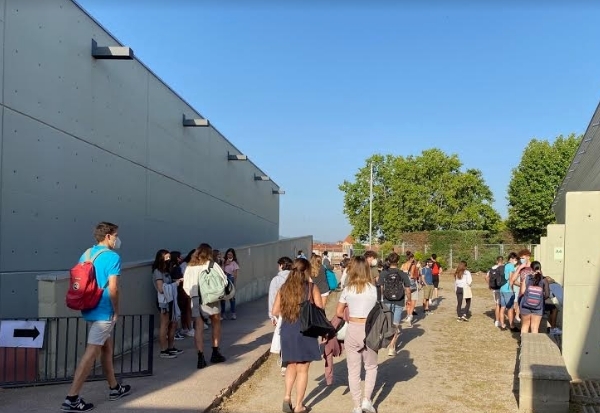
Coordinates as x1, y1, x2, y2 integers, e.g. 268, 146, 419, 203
363, 301, 396, 352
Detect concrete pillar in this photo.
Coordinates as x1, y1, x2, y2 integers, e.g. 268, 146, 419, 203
545, 224, 565, 285
563, 191, 600, 380
539, 237, 548, 269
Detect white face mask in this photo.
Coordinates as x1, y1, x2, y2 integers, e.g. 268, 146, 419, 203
371, 258, 378, 267
113, 237, 122, 250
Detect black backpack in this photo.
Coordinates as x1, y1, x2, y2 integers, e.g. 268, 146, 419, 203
382, 269, 406, 302
488, 265, 507, 290
364, 301, 395, 352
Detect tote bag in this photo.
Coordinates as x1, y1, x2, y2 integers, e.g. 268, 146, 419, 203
299, 284, 335, 338
270, 316, 282, 354
463, 285, 473, 299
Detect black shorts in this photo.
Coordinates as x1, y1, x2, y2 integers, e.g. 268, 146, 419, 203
157, 301, 174, 316
432, 277, 440, 288
544, 303, 557, 312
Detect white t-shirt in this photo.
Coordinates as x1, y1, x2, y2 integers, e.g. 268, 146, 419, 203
455, 270, 473, 290
339, 283, 378, 318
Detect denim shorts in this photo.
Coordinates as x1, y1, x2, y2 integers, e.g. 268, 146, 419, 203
384, 301, 404, 325
500, 292, 515, 308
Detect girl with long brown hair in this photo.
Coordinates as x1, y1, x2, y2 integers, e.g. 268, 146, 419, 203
454, 260, 473, 321
519, 261, 549, 334
336, 256, 379, 413
272, 258, 323, 413
310, 254, 331, 307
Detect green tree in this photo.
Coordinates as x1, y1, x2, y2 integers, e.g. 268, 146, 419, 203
506, 134, 581, 242
339, 149, 501, 242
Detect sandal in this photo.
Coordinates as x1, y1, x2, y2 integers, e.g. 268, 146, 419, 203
293, 406, 310, 413
282, 399, 293, 413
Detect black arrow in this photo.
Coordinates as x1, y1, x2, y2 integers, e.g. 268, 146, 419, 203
13, 326, 40, 340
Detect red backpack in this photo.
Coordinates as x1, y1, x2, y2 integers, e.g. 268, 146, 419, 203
432, 261, 441, 276
66, 249, 108, 311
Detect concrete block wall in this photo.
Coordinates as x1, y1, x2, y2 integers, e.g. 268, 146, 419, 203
0, 0, 283, 317
562, 191, 600, 381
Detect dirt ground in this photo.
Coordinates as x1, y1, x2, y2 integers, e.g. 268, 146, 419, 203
211, 273, 522, 413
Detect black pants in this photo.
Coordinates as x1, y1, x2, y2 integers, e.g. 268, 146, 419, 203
456, 287, 471, 317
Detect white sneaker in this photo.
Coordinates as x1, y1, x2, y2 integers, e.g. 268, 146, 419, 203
494, 321, 500, 328
515, 316, 521, 323
351, 407, 362, 413
361, 398, 376, 413
185, 329, 195, 337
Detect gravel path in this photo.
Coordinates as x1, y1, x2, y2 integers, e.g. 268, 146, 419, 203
212, 274, 521, 413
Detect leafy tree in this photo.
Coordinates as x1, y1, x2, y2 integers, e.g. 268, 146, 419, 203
339, 149, 501, 242
506, 134, 581, 242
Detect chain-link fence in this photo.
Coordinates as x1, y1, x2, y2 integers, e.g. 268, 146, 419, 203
351, 243, 533, 272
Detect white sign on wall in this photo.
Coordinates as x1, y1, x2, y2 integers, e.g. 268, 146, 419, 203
0, 320, 46, 349
554, 247, 564, 261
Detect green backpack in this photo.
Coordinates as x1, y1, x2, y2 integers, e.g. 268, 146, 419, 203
197, 261, 228, 304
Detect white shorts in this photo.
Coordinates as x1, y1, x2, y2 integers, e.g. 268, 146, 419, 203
191, 296, 220, 318
87, 321, 114, 346
492, 290, 500, 305
410, 290, 419, 301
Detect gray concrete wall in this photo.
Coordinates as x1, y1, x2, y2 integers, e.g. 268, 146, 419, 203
0, 0, 282, 315
544, 224, 565, 285
562, 191, 600, 380
37, 236, 312, 318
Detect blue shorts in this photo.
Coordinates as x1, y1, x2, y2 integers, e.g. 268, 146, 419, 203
384, 301, 404, 325
500, 292, 515, 308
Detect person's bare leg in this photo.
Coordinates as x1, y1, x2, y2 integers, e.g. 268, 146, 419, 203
321, 295, 328, 308
159, 313, 168, 351
68, 345, 101, 396
521, 314, 531, 334
294, 362, 310, 412
495, 303, 501, 324
530, 315, 542, 333
194, 317, 204, 352
507, 306, 515, 328
549, 309, 558, 329
388, 326, 400, 350
167, 321, 176, 348
284, 362, 297, 404
210, 314, 221, 347
100, 339, 118, 388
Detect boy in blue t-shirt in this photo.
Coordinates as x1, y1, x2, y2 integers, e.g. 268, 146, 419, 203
499, 252, 518, 331
61, 222, 131, 412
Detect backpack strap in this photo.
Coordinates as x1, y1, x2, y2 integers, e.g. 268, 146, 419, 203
86, 247, 111, 289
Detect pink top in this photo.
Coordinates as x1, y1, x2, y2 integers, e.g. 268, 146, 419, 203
223, 260, 239, 276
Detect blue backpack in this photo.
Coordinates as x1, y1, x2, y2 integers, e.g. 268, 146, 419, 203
522, 276, 545, 311
325, 268, 338, 291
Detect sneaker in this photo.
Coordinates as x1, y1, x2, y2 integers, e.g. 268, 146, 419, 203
167, 348, 183, 355
109, 384, 131, 401
231, 313, 237, 320
280, 367, 287, 376
550, 328, 562, 335
515, 316, 521, 323
494, 320, 500, 328
460, 315, 469, 322
387, 347, 395, 357
351, 407, 362, 413
185, 329, 195, 337
457, 317, 463, 322
61, 397, 94, 412
197, 353, 207, 369
203, 323, 209, 330
159, 350, 176, 359
361, 398, 377, 413
174, 332, 185, 340
211, 349, 226, 364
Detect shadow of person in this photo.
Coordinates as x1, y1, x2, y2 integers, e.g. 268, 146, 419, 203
372, 349, 418, 408
305, 359, 350, 408
396, 322, 425, 351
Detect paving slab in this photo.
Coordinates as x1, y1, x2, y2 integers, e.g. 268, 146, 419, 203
0, 297, 273, 413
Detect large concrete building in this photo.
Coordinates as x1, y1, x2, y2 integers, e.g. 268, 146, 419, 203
549, 99, 600, 381
0, 1, 283, 316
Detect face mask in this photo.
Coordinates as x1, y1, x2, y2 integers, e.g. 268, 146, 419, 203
520, 258, 526, 264
113, 237, 122, 250
371, 259, 378, 267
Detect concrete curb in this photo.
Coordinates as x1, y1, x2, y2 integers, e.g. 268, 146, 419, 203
203, 347, 273, 413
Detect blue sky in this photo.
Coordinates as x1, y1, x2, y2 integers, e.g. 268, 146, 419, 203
78, 1, 600, 242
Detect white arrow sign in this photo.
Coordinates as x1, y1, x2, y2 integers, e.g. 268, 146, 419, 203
0, 320, 46, 349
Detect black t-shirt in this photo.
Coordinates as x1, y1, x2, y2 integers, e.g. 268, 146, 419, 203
378, 267, 412, 303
